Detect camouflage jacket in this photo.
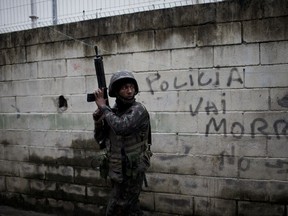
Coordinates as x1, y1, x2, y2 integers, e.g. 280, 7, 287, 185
93, 100, 151, 183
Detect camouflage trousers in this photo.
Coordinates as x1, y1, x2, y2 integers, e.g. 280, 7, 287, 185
106, 172, 144, 216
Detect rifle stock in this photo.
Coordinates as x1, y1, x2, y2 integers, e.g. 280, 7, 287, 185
87, 46, 109, 106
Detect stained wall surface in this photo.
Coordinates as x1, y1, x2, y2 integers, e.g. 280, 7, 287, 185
0, 0, 288, 215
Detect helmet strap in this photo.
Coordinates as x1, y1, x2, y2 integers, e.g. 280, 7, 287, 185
116, 95, 135, 108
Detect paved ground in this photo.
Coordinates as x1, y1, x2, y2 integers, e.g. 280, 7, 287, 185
0, 206, 57, 216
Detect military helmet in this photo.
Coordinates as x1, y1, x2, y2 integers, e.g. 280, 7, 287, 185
108, 70, 139, 97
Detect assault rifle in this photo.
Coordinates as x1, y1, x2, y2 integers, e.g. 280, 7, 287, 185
87, 46, 109, 106
87, 46, 109, 150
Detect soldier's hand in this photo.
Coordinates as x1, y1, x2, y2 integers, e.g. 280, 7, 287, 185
94, 88, 107, 109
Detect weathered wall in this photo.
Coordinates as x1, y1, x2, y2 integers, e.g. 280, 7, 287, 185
0, 0, 288, 215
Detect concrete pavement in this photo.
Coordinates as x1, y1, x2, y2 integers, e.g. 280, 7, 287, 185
0, 206, 57, 216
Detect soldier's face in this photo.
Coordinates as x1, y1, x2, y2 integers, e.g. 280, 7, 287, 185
118, 83, 135, 99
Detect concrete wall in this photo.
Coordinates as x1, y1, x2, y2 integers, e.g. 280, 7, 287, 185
0, 0, 288, 215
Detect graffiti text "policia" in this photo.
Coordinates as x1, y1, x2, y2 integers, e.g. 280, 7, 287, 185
146, 68, 243, 94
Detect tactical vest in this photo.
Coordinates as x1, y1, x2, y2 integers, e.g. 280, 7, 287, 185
107, 126, 149, 183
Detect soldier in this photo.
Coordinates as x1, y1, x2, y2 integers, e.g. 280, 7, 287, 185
93, 70, 152, 216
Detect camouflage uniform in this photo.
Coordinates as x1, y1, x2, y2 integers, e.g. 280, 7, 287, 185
93, 71, 152, 216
